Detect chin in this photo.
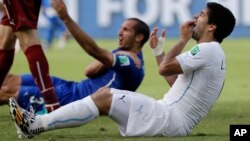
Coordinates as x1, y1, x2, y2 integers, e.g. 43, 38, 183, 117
119, 47, 129, 51
192, 32, 199, 41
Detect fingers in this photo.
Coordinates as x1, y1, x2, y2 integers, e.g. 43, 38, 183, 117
150, 27, 166, 38
161, 29, 166, 38
183, 20, 196, 30
149, 27, 158, 48
51, 0, 65, 11
149, 27, 167, 49
51, 0, 57, 9
150, 27, 158, 38
149, 29, 158, 48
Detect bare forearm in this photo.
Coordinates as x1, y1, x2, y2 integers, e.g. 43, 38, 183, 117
51, 0, 99, 54
164, 39, 189, 62
63, 17, 100, 54
51, 0, 113, 66
155, 53, 164, 66
154, 53, 177, 86
158, 39, 188, 83
85, 61, 106, 77
63, 17, 113, 66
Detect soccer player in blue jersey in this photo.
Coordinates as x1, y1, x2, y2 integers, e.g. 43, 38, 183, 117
0, 3, 149, 114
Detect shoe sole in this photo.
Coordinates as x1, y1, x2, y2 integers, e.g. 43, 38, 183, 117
9, 97, 33, 138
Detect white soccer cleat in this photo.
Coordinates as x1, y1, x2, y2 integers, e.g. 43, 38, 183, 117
9, 97, 44, 139
14, 122, 26, 139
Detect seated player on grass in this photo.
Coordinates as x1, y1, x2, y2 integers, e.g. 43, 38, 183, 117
9, 1, 236, 138
0, 12, 149, 114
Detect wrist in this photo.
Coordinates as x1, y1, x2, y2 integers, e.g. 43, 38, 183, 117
179, 37, 189, 44
152, 37, 165, 56
62, 15, 71, 24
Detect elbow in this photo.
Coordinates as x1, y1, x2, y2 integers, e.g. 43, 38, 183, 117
158, 65, 167, 76
84, 70, 91, 77
84, 68, 93, 78
158, 64, 174, 76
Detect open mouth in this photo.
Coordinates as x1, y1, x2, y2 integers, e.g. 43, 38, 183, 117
119, 38, 123, 45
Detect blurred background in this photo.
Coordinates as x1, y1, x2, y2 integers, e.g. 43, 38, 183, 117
0, 1, 249, 140
0, 0, 249, 46
37, 0, 249, 39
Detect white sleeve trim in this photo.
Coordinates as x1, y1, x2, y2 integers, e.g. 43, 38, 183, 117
112, 54, 116, 67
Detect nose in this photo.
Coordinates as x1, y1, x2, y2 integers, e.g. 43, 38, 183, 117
193, 14, 199, 20
118, 29, 122, 36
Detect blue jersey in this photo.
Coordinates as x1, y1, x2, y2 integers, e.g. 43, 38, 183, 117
18, 49, 144, 113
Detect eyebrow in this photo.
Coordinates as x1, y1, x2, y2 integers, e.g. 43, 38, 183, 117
200, 11, 205, 15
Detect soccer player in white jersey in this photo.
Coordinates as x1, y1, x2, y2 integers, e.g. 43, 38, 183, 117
9, 1, 236, 138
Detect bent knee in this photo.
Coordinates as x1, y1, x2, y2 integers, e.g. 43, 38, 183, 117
0, 89, 14, 105
96, 87, 111, 94
91, 87, 112, 115
2, 74, 21, 87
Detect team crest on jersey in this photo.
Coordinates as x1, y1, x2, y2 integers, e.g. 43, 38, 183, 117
118, 55, 130, 66
190, 45, 200, 56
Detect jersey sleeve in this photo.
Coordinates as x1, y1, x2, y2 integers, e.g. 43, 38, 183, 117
111, 53, 138, 73
176, 45, 208, 74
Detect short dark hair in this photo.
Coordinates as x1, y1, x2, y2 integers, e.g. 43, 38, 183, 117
127, 18, 150, 47
206, 2, 236, 43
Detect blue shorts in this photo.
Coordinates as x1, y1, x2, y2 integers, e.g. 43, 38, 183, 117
18, 74, 80, 112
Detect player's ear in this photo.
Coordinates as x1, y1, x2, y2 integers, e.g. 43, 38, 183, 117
208, 24, 217, 32
136, 34, 144, 43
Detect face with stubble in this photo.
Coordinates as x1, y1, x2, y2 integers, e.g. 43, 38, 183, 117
117, 20, 138, 51
192, 9, 210, 41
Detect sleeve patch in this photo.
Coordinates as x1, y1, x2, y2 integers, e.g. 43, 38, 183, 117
118, 55, 130, 66
190, 45, 200, 56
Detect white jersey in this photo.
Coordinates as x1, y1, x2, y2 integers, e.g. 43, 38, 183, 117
164, 41, 226, 133
109, 41, 226, 137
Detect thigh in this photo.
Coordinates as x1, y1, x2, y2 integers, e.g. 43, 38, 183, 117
1, 0, 41, 31
0, 24, 16, 49
109, 88, 168, 136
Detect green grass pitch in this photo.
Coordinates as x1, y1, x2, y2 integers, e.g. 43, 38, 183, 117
0, 38, 249, 141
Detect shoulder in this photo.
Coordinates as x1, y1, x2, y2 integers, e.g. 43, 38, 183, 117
194, 42, 222, 56
113, 51, 142, 69
197, 41, 221, 50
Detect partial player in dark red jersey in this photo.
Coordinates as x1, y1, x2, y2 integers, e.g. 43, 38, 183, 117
0, 0, 60, 112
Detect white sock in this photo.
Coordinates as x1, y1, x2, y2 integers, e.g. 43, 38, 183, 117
34, 96, 99, 131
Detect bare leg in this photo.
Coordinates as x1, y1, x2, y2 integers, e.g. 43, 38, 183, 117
33, 88, 112, 132
15, 29, 60, 112
2, 74, 22, 86
0, 25, 16, 86
91, 87, 112, 115
0, 74, 21, 105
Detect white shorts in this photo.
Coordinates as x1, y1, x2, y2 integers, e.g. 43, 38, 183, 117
109, 88, 187, 137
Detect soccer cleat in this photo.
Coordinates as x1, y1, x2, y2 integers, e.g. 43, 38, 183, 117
9, 97, 44, 138
14, 122, 26, 139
